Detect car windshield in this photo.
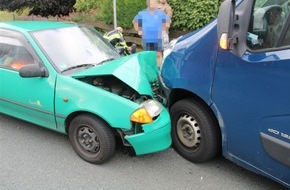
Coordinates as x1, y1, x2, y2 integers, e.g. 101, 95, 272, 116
31, 25, 120, 72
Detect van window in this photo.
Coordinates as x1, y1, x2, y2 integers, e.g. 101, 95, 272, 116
247, 0, 290, 49
0, 36, 34, 71
282, 25, 290, 45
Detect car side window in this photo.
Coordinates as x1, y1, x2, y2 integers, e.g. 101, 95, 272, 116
0, 37, 35, 71
247, 0, 290, 50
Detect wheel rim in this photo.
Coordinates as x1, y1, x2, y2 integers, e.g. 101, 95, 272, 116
77, 126, 100, 153
176, 114, 201, 148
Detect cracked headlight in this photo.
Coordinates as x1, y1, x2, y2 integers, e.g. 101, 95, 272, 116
130, 100, 163, 124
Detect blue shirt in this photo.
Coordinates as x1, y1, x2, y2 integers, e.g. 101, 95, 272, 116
134, 8, 170, 43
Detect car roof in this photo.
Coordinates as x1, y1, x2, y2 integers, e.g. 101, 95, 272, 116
0, 21, 77, 32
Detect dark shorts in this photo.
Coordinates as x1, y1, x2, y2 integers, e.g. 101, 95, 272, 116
143, 40, 163, 51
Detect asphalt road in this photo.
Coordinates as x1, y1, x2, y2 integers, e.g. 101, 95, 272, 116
0, 113, 288, 190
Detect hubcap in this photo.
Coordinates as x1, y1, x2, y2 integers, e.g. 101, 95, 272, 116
176, 115, 201, 148
78, 126, 100, 153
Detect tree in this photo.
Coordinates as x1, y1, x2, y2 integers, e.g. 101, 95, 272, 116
0, 0, 76, 17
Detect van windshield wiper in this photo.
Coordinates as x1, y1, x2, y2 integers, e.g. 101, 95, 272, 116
61, 64, 95, 73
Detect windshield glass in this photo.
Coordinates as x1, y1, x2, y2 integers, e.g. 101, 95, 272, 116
255, 0, 289, 8
31, 25, 120, 72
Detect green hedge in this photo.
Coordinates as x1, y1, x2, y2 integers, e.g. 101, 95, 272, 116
74, 0, 103, 12
74, 0, 224, 31
100, 0, 146, 28
169, 0, 223, 31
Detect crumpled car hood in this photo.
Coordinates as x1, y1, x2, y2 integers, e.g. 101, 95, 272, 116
72, 51, 158, 96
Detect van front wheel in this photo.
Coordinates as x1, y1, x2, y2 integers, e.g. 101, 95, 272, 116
170, 99, 221, 163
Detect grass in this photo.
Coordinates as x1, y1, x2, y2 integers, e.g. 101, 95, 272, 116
0, 11, 16, 21
0, 9, 30, 21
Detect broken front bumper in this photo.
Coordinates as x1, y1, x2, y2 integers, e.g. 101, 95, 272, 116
125, 107, 172, 155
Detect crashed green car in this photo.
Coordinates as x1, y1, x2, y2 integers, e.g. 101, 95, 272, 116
0, 21, 171, 164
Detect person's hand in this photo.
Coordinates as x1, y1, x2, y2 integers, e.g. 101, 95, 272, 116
162, 30, 166, 36
138, 30, 142, 36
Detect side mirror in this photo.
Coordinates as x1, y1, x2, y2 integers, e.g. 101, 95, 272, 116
19, 64, 48, 78
217, 0, 236, 50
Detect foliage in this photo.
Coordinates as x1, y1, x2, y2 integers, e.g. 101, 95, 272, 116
74, 0, 102, 12
0, 9, 30, 21
99, 0, 146, 29
0, 11, 17, 21
0, 0, 76, 17
95, 0, 223, 30
1, 0, 225, 31
169, 0, 223, 31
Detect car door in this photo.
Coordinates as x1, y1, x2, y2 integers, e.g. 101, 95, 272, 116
0, 29, 56, 129
212, 0, 290, 183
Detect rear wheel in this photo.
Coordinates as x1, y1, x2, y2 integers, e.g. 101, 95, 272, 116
68, 114, 115, 164
170, 99, 221, 163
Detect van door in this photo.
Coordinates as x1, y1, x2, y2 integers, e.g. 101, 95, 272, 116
212, 0, 290, 183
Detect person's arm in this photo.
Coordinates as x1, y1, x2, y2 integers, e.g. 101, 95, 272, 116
119, 34, 128, 47
165, 4, 173, 19
133, 13, 142, 36
132, 19, 138, 32
163, 13, 171, 31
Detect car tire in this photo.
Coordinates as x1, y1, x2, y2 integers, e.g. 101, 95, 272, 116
68, 114, 116, 164
170, 99, 221, 163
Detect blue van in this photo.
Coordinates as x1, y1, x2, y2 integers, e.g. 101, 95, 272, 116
161, 0, 290, 188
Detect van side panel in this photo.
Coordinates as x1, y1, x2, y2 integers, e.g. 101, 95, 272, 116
161, 20, 218, 105
212, 48, 290, 186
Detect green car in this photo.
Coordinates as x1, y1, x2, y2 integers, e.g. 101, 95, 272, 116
0, 21, 171, 164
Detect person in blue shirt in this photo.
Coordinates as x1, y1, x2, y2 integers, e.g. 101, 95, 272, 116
133, 0, 171, 67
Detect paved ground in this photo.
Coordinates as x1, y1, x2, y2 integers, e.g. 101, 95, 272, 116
0, 113, 288, 190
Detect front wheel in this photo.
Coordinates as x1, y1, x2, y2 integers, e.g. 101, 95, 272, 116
68, 114, 116, 164
170, 99, 221, 163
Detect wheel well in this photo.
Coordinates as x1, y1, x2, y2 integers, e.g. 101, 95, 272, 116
169, 89, 205, 109
169, 88, 222, 154
65, 111, 113, 134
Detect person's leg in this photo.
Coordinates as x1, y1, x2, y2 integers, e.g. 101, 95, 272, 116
130, 44, 137, 54
156, 51, 163, 67
144, 42, 162, 67
156, 40, 164, 67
